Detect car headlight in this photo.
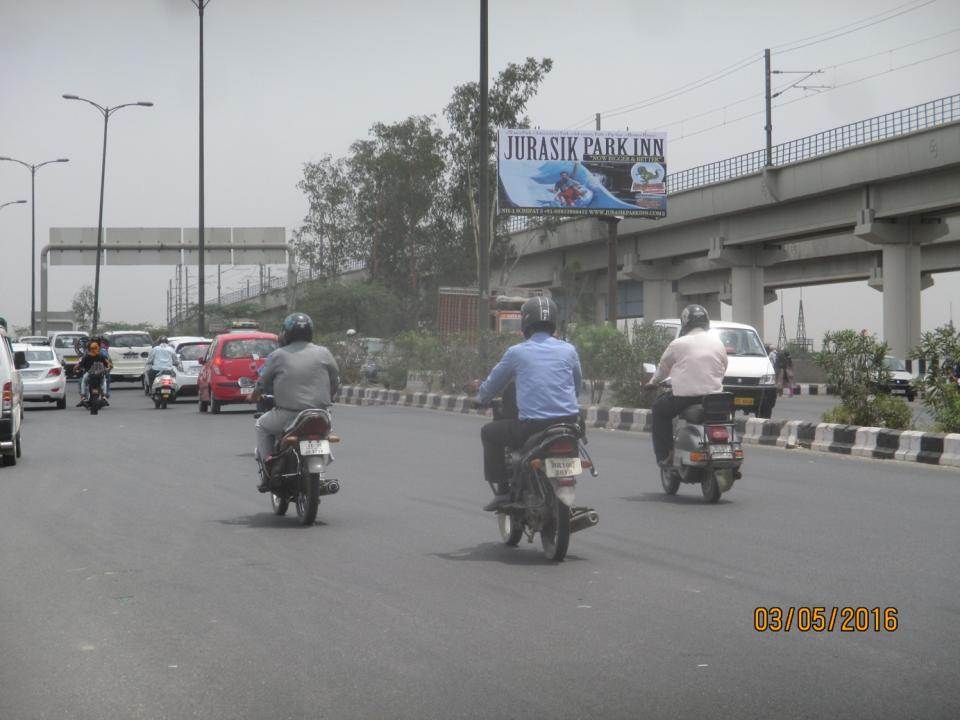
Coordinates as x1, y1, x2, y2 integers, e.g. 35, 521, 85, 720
760, 373, 775, 385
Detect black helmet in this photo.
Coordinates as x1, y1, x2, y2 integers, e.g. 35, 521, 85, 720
679, 304, 710, 336
280, 312, 314, 346
520, 296, 558, 338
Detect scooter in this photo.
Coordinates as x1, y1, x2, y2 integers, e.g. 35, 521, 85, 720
659, 389, 743, 503
151, 368, 179, 409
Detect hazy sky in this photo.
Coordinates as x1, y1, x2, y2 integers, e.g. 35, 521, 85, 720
1, 0, 959, 342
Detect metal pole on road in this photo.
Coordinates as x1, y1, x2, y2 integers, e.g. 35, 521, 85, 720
190, 0, 213, 338
62, 94, 153, 333
764, 48, 772, 167
0, 156, 69, 334
477, 0, 490, 331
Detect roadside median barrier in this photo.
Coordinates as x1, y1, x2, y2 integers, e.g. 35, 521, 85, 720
336, 386, 959, 469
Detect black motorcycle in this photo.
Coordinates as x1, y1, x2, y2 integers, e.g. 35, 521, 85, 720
82, 362, 109, 416
485, 386, 599, 562
256, 398, 341, 526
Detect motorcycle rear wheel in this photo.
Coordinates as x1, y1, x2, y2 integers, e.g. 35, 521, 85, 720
295, 471, 320, 526
498, 513, 523, 546
540, 489, 571, 562
660, 466, 680, 495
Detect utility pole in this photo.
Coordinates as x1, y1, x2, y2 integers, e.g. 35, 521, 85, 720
217, 264, 221, 305
596, 113, 620, 327
477, 0, 490, 330
190, 0, 213, 337
764, 49, 773, 166
185, 265, 190, 316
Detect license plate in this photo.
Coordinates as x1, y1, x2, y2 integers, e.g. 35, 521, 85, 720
299, 440, 330, 456
64, 356, 78, 363
161, 390, 171, 396
734, 397, 754, 406
240, 386, 253, 396
544, 457, 582, 478
710, 444, 733, 458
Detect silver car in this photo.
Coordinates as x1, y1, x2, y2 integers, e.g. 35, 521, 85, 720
173, 339, 212, 397
12, 344, 67, 409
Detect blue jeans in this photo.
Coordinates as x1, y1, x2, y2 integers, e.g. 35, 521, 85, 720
80, 372, 110, 398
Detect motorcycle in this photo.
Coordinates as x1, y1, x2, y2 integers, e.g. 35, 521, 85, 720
255, 395, 341, 526
81, 362, 109, 416
659, 389, 743, 502
483, 388, 599, 562
151, 367, 179, 409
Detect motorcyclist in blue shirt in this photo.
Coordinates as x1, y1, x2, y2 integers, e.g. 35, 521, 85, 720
474, 296, 582, 511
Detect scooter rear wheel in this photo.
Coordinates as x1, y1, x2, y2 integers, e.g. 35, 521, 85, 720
701, 472, 721, 503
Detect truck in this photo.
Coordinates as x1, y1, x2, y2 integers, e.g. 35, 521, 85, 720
437, 286, 550, 340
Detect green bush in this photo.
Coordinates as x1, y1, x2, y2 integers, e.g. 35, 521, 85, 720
822, 391, 911, 430
911, 324, 960, 433
611, 321, 673, 408
570, 323, 629, 404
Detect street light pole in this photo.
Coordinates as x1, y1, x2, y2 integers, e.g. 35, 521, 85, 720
62, 94, 153, 333
477, 0, 490, 331
0, 157, 69, 334
191, 0, 213, 337
0, 200, 27, 212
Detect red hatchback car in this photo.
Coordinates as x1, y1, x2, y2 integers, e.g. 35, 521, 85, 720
197, 331, 279, 414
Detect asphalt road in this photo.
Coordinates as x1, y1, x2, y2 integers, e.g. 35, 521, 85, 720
2, 386, 958, 720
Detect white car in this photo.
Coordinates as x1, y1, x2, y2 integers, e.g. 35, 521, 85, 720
12, 343, 67, 409
654, 319, 778, 418
17, 335, 50, 346
102, 330, 153, 383
49, 331, 88, 375
881, 356, 916, 401
1, 327, 26, 466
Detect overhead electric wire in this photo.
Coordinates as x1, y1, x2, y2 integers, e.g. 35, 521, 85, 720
774, 0, 938, 54
669, 45, 960, 144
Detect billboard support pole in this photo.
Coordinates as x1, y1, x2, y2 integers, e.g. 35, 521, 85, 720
594, 113, 620, 329
477, 0, 490, 332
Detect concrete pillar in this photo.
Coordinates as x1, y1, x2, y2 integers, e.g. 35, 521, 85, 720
642, 279, 680, 321
855, 211, 947, 359
730, 265, 765, 338
880, 242, 923, 358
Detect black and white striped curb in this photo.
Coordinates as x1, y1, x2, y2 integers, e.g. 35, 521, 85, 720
337, 386, 959, 469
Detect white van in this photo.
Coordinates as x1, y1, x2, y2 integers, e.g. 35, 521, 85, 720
103, 330, 154, 382
654, 319, 778, 418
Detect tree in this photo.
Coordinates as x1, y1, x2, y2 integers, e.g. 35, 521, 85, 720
911, 323, 960, 432
71, 285, 96, 330
293, 155, 365, 279
570, 323, 629, 404
444, 58, 554, 286
300, 281, 407, 338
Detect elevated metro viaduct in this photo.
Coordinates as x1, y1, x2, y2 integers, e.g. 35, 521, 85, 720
498, 98, 960, 358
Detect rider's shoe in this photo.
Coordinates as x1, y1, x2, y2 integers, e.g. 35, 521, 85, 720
733, 468, 742, 480
657, 450, 675, 469
483, 493, 512, 512
102, 399, 110, 407
76, 399, 86, 407
256, 480, 271, 493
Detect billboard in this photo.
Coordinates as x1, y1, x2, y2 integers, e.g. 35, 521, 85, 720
497, 129, 667, 219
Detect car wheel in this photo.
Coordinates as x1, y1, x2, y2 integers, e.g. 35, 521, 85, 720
0, 452, 13, 467
15, 432, 22, 458
56, 397, 67, 410
211, 398, 222, 414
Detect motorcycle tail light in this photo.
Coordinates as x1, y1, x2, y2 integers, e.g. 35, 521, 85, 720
547, 438, 576, 454
689, 451, 707, 462
298, 415, 330, 438
47, 367, 63, 377
707, 426, 730, 442
1, 382, 11, 413
283, 435, 298, 445
328, 435, 341, 443
581, 458, 593, 469
734, 449, 744, 459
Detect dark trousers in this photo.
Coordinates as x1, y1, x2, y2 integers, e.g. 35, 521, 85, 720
481, 416, 578, 490
652, 392, 702, 463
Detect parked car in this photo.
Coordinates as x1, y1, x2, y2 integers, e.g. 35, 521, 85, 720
102, 330, 153, 383
360, 337, 395, 384
49, 331, 88, 375
12, 343, 66, 409
880, 356, 916, 402
0, 327, 27, 466
16, 335, 50, 346
197, 331, 278, 414
654, 319, 778, 418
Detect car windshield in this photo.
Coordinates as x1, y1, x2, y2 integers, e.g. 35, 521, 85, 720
54, 334, 84, 348
364, 339, 384, 355
883, 356, 907, 372
178, 343, 209, 361
23, 349, 56, 362
108, 333, 152, 348
222, 338, 277, 359
711, 328, 766, 356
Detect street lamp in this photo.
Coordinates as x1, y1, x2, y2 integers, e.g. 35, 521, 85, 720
62, 94, 153, 333
191, 0, 213, 337
0, 200, 27, 212
0, 156, 70, 334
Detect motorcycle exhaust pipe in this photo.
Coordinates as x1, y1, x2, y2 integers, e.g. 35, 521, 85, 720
569, 508, 599, 534
322, 479, 340, 495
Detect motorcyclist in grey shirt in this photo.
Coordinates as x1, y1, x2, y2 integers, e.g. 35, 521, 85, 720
255, 312, 339, 491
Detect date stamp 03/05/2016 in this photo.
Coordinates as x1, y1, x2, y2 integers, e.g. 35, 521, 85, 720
754, 607, 899, 633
